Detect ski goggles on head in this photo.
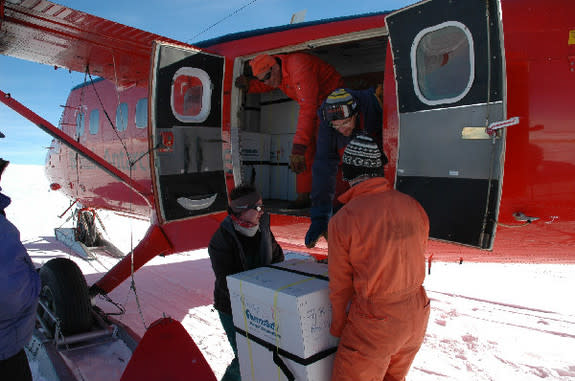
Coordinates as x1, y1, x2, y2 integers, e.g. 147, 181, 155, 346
233, 202, 263, 213
322, 102, 357, 125
229, 192, 263, 214
249, 203, 264, 212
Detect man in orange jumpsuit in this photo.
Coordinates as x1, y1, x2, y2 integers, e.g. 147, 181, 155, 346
236, 53, 344, 207
328, 135, 430, 381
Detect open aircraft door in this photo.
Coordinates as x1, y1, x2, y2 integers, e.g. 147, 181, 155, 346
387, 0, 507, 249
150, 42, 227, 223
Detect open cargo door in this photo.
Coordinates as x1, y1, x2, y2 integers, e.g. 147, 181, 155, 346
150, 42, 227, 223
387, 0, 506, 249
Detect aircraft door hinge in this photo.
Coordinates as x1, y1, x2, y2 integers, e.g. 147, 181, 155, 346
486, 117, 520, 137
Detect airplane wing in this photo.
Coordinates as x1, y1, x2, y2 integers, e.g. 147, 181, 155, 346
0, 0, 183, 88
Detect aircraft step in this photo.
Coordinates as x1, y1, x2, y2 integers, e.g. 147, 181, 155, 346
55, 228, 125, 260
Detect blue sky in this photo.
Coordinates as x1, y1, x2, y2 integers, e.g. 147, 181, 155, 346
0, 0, 414, 165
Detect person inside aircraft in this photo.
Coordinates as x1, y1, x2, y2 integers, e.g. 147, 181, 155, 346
327, 135, 430, 381
207, 184, 284, 380
0, 159, 41, 381
235, 53, 344, 208
305, 87, 383, 248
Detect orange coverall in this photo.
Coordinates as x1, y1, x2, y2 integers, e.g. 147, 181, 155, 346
328, 177, 430, 381
248, 53, 343, 193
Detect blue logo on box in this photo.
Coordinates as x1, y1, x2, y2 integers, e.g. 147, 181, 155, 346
245, 309, 279, 337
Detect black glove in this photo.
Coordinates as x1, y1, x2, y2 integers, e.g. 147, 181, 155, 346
305, 205, 332, 248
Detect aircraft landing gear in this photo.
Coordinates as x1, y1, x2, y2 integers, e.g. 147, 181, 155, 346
55, 207, 125, 260
37, 258, 93, 337
31, 258, 139, 380
75, 208, 101, 247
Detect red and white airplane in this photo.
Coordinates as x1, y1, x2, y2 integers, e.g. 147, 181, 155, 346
1, 0, 574, 378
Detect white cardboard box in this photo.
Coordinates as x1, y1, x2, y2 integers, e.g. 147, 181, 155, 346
240, 132, 271, 162
269, 164, 297, 201
227, 259, 338, 381
269, 133, 296, 200
241, 164, 270, 199
269, 165, 288, 200
286, 169, 297, 201
270, 133, 294, 164
261, 101, 299, 135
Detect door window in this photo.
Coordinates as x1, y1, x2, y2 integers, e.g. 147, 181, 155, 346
116, 103, 129, 132
89, 109, 99, 135
412, 21, 474, 105
171, 67, 212, 123
135, 98, 148, 129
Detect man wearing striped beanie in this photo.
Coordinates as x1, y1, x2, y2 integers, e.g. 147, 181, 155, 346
328, 135, 430, 381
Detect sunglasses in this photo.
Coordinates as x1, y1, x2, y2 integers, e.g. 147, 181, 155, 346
250, 204, 264, 212
236, 203, 264, 212
259, 70, 272, 82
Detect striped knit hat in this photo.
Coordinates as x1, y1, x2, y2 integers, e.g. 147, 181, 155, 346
322, 88, 358, 123
341, 135, 387, 182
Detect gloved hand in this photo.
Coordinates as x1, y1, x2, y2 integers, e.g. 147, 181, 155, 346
289, 154, 306, 174
235, 75, 250, 90
305, 205, 332, 248
289, 144, 307, 174
375, 83, 383, 108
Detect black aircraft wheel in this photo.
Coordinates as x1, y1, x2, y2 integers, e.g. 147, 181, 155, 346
38, 258, 93, 336
76, 210, 100, 247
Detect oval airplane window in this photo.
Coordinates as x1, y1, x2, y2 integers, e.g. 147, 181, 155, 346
135, 98, 148, 129
116, 103, 129, 132
76, 111, 85, 137
411, 21, 474, 106
171, 67, 212, 123
89, 109, 99, 135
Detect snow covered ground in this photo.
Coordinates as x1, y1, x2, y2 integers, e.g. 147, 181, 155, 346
2, 164, 575, 380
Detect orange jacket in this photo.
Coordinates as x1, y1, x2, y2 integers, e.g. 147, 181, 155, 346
327, 177, 429, 337
248, 53, 344, 150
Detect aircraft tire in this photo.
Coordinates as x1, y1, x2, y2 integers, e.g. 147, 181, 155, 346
39, 258, 93, 336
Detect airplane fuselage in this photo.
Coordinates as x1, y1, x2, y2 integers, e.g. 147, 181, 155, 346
45, 0, 575, 262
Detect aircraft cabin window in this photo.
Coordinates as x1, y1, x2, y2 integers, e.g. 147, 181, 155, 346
116, 103, 129, 132
412, 21, 474, 105
135, 98, 148, 129
171, 67, 212, 123
76, 111, 85, 137
89, 109, 99, 135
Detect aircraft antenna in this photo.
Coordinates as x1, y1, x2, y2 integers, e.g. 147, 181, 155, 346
187, 0, 259, 43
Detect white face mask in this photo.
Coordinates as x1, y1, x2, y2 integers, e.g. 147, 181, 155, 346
233, 221, 259, 237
